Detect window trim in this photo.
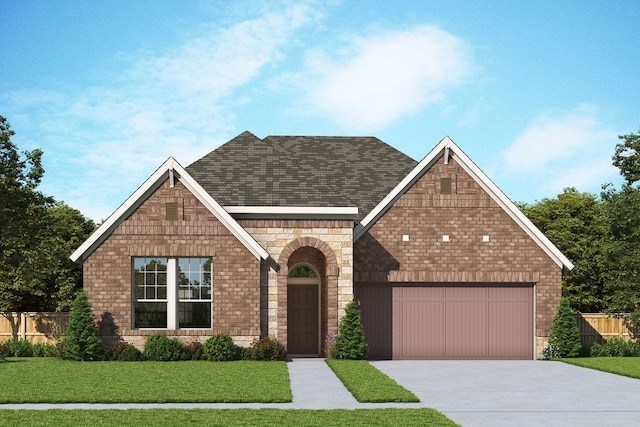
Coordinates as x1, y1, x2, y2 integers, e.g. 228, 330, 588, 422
132, 256, 212, 330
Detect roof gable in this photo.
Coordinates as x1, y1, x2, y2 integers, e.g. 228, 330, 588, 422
354, 137, 574, 271
70, 157, 269, 263
186, 133, 417, 221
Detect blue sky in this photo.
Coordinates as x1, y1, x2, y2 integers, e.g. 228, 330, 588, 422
2, 0, 638, 221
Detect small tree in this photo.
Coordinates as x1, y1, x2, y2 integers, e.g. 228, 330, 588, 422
333, 300, 368, 360
546, 298, 582, 358
64, 292, 104, 361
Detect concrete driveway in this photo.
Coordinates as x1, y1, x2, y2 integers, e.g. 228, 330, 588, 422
371, 360, 640, 427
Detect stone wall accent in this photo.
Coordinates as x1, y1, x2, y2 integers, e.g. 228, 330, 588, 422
83, 178, 261, 348
354, 155, 562, 357
238, 220, 353, 350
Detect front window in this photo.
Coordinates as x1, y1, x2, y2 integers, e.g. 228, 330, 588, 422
133, 257, 212, 329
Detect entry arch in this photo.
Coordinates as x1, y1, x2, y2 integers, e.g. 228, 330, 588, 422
277, 237, 339, 355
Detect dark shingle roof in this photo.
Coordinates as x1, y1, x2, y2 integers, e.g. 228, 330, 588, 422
186, 131, 418, 221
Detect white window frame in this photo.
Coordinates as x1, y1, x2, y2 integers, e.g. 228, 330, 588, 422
133, 257, 212, 330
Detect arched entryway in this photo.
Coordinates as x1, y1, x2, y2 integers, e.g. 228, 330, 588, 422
277, 237, 339, 356
287, 264, 320, 355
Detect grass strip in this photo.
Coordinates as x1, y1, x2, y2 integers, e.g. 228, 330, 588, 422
0, 408, 458, 426
326, 359, 419, 402
0, 358, 291, 403
561, 357, 640, 379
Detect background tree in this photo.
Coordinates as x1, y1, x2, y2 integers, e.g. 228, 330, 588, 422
612, 130, 640, 186
520, 188, 608, 312
0, 115, 95, 313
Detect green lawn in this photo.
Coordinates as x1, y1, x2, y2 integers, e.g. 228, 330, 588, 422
0, 358, 291, 403
561, 357, 640, 379
326, 360, 419, 402
0, 408, 459, 426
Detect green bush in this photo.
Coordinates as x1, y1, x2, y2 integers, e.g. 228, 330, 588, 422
203, 334, 237, 361
184, 341, 205, 360
0, 341, 9, 360
108, 342, 145, 361
334, 301, 368, 360
590, 337, 640, 357
250, 337, 286, 361
544, 298, 581, 359
143, 335, 186, 361
32, 342, 56, 357
236, 345, 252, 360
8, 338, 33, 357
64, 292, 104, 361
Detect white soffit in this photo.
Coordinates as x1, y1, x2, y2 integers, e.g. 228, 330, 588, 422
354, 136, 574, 271
225, 206, 358, 219
70, 157, 269, 263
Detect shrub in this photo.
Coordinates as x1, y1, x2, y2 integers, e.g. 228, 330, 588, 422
333, 301, 368, 360
143, 334, 186, 361
109, 341, 145, 361
545, 298, 581, 358
250, 337, 286, 361
64, 291, 104, 361
590, 337, 640, 357
236, 345, 252, 360
32, 342, 56, 357
184, 341, 205, 360
7, 338, 33, 357
203, 334, 237, 361
0, 342, 9, 360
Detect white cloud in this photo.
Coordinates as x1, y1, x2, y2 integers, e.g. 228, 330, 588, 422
5, 2, 321, 221
296, 25, 472, 131
499, 105, 620, 199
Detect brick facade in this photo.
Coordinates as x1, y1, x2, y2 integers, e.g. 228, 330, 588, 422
83, 179, 261, 348
354, 156, 561, 356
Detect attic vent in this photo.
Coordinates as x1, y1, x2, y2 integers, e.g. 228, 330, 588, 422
440, 178, 452, 194
166, 202, 178, 221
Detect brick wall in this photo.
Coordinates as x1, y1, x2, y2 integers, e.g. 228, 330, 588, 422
354, 156, 562, 355
82, 179, 261, 348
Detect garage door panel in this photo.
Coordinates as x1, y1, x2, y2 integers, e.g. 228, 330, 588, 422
488, 300, 532, 358
397, 300, 445, 358
446, 300, 489, 358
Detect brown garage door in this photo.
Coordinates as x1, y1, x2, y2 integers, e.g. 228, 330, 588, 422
357, 283, 533, 360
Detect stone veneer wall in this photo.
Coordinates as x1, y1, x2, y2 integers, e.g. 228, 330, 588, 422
82, 179, 262, 348
354, 155, 563, 357
238, 219, 354, 350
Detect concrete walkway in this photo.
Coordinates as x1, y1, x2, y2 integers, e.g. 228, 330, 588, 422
3, 358, 640, 427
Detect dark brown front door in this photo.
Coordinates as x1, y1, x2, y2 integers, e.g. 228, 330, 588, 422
288, 284, 319, 354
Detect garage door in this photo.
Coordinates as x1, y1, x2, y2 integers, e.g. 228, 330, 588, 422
357, 284, 533, 360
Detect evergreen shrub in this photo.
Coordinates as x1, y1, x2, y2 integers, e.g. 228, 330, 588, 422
334, 301, 368, 360
590, 337, 640, 357
250, 337, 286, 361
32, 342, 56, 357
203, 334, 237, 361
543, 298, 582, 359
64, 292, 104, 361
143, 334, 186, 361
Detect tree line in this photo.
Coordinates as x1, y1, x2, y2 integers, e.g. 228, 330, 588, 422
1, 115, 96, 312
520, 130, 640, 326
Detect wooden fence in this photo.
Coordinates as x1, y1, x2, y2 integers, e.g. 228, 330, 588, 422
0, 311, 635, 346
0, 312, 70, 344
575, 313, 636, 345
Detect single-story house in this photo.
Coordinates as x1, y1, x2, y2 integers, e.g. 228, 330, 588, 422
71, 132, 573, 359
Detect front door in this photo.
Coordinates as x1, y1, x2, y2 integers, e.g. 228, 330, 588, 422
288, 284, 319, 354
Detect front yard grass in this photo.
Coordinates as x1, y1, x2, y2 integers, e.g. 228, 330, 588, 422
0, 358, 291, 403
561, 357, 640, 379
0, 408, 458, 426
326, 359, 419, 402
